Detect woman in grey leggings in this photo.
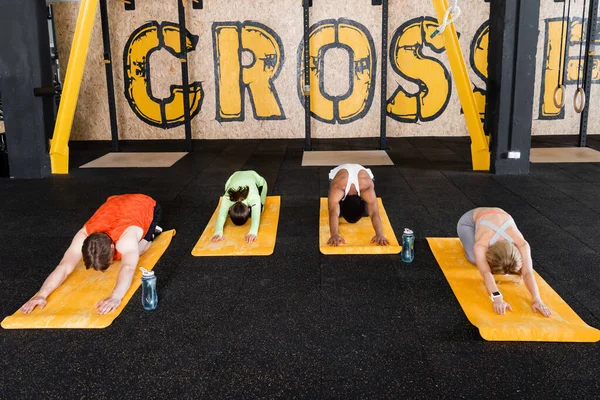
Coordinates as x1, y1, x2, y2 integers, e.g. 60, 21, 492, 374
457, 207, 551, 317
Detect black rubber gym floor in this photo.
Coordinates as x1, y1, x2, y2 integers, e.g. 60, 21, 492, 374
2, 135, 600, 398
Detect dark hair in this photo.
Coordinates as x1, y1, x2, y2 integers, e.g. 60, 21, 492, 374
82, 232, 114, 271
229, 202, 250, 226
340, 195, 365, 224
228, 186, 249, 202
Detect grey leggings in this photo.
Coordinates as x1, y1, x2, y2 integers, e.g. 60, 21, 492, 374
457, 209, 476, 264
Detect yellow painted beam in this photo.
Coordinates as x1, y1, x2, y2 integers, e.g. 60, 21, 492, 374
432, 0, 490, 171
49, 0, 99, 174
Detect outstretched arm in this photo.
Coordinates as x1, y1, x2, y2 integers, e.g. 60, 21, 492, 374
362, 188, 388, 245
246, 204, 261, 243
96, 232, 140, 315
327, 188, 344, 246
212, 196, 232, 241
20, 228, 87, 314
517, 240, 551, 317
474, 242, 512, 315
247, 172, 268, 243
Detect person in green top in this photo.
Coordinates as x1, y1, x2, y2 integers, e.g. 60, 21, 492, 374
211, 170, 268, 243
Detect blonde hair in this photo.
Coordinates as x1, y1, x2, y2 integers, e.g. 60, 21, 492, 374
486, 241, 522, 275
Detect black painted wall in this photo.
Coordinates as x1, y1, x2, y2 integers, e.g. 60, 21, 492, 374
0, 0, 54, 178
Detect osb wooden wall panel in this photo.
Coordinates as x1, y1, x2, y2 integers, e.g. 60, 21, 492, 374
108, 0, 185, 140
387, 0, 489, 137
51, 0, 597, 140
53, 0, 187, 140
52, 1, 110, 141
307, 0, 382, 138
188, 0, 302, 139
532, 0, 600, 136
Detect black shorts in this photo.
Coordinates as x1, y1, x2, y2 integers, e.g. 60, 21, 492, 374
143, 202, 163, 242
258, 186, 264, 212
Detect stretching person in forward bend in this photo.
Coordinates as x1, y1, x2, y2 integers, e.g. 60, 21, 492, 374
327, 163, 389, 247
211, 170, 268, 244
457, 207, 551, 317
20, 194, 163, 315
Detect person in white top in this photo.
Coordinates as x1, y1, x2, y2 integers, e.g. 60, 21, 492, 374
327, 163, 389, 246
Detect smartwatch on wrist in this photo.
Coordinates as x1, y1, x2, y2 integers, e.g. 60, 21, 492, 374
490, 291, 502, 302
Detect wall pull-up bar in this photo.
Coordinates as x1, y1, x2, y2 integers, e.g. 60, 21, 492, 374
578, 0, 599, 147
99, 0, 120, 152
49, 0, 98, 174
379, 0, 388, 150
303, 0, 311, 151
178, 0, 193, 152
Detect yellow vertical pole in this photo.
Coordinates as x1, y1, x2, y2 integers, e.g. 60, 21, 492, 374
49, 0, 99, 174
431, 0, 490, 171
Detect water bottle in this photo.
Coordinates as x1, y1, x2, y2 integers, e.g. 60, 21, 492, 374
401, 228, 415, 263
140, 267, 158, 310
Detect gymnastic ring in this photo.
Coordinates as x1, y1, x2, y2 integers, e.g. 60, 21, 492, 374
553, 85, 565, 109
573, 87, 586, 113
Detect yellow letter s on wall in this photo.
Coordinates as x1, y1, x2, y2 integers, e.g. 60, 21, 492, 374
387, 17, 451, 123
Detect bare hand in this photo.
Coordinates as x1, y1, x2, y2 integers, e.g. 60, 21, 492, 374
245, 234, 258, 243
327, 234, 346, 246
95, 297, 121, 315
20, 295, 47, 314
211, 235, 224, 242
493, 299, 512, 315
371, 235, 389, 246
532, 300, 552, 317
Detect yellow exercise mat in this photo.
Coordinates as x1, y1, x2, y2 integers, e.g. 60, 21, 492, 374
427, 237, 600, 342
319, 197, 401, 255
192, 196, 280, 256
1, 230, 176, 330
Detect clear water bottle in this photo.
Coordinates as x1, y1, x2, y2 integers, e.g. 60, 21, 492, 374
401, 228, 415, 263
140, 267, 158, 310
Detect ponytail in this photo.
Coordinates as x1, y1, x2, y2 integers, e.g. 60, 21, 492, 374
227, 186, 249, 202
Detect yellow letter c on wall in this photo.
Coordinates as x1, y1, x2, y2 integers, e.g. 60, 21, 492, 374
124, 21, 204, 129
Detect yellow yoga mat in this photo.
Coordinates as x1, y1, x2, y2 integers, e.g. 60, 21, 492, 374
1, 230, 176, 330
427, 237, 600, 342
192, 196, 280, 256
319, 197, 401, 255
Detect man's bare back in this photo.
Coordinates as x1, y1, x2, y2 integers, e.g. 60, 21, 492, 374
327, 164, 389, 246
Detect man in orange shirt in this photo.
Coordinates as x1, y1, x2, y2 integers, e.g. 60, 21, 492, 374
20, 194, 162, 315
